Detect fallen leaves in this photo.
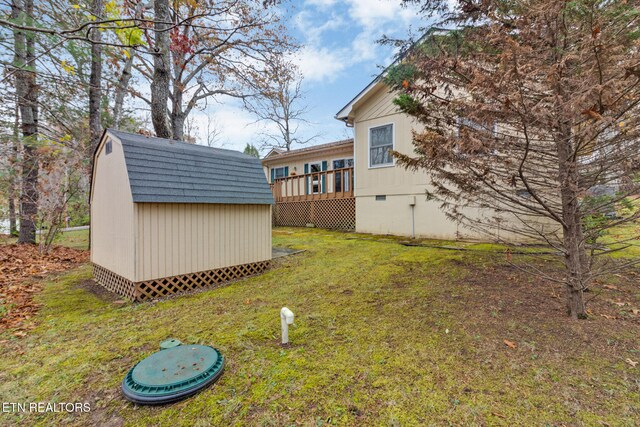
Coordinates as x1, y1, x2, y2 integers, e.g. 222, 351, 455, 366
581, 108, 603, 121
503, 339, 517, 349
0, 243, 88, 335
625, 358, 637, 368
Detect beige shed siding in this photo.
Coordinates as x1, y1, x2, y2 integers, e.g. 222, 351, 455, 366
90, 136, 136, 280
135, 203, 271, 282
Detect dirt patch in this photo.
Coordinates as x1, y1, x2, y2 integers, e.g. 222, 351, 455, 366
455, 259, 640, 359
77, 279, 124, 304
0, 244, 88, 335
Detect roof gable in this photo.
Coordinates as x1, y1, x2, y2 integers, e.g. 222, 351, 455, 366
106, 129, 274, 205
261, 139, 353, 165
264, 148, 285, 158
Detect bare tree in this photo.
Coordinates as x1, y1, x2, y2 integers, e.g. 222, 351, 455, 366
203, 114, 222, 147
389, 0, 640, 318
139, 0, 294, 140
244, 58, 317, 151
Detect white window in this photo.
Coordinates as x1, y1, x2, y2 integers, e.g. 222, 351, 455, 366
456, 117, 498, 157
332, 158, 353, 169
273, 167, 287, 179
369, 124, 394, 167
457, 117, 497, 136
332, 158, 353, 192
309, 162, 321, 194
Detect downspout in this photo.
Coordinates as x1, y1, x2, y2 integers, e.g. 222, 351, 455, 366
409, 195, 416, 239
411, 205, 415, 239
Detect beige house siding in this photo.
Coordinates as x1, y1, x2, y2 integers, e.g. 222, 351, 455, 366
134, 203, 271, 282
356, 86, 399, 122
351, 85, 489, 240
349, 84, 551, 241
263, 158, 309, 179
90, 136, 136, 280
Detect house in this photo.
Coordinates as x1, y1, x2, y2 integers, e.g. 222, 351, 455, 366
262, 140, 356, 230
90, 129, 273, 301
335, 76, 487, 240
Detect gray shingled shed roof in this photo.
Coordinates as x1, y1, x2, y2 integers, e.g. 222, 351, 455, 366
107, 129, 274, 205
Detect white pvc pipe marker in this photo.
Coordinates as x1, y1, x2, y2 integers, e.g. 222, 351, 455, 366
280, 307, 295, 345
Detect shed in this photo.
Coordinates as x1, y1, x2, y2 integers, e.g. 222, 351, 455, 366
90, 129, 273, 301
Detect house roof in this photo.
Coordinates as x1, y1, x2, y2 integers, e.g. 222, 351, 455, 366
106, 129, 274, 205
262, 139, 353, 164
334, 78, 386, 123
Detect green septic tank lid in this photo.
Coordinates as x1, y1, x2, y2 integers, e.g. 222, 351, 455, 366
122, 344, 224, 405
160, 338, 182, 350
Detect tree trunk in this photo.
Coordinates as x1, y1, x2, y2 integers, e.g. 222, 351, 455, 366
170, 36, 185, 140
150, 0, 172, 138
88, 0, 103, 154
112, 1, 142, 129
171, 113, 185, 141
557, 126, 587, 319
8, 187, 17, 236
13, 0, 39, 245
113, 49, 134, 128
8, 102, 19, 236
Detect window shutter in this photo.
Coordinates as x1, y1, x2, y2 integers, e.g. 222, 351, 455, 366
321, 161, 327, 194
284, 166, 289, 177
271, 168, 275, 182
304, 163, 309, 195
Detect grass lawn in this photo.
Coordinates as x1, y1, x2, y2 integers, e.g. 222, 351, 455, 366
0, 228, 638, 426
0, 229, 89, 250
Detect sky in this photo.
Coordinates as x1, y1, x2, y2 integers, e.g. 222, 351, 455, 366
188, 0, 426, 153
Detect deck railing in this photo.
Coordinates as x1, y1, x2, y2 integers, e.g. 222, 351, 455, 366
270, 167, 354, 202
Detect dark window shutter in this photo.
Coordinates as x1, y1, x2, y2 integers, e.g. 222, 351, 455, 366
271, 168, 275, 182
304, 163, 309, 194
321, 161, 327, 193
284, 166, 289, 177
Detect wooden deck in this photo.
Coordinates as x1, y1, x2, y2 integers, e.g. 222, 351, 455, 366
270, 167, 355, 230
270, 167, 354, 202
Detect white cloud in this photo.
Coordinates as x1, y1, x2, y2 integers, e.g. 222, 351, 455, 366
294, 10, 346, 45
350, 30, 378, 62
293, 46, 348, 83
292, 0, 421, 85
189, 103, 322, 153
306, 0, 338, 8
188, 105, 265, 151
345, 0, 419, 29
